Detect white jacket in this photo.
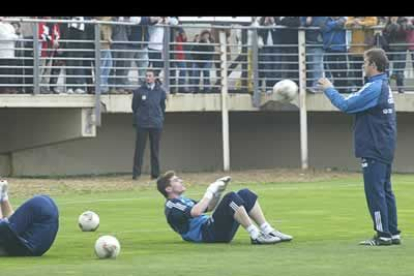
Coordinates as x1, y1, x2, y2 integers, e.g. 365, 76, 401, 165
0, 22, 18, 58
148, 17, 178, 51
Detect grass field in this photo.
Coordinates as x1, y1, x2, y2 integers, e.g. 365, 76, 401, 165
1, 172, 413, 276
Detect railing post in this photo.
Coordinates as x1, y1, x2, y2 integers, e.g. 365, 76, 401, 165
298, 28, 308, 170
252, 27, 260, 107
220, 31, 230, 172
32, 23, 40, 94
163, 25, 170, 92
94, 22, 102, 127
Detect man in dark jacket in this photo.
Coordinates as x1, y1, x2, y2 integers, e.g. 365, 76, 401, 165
319, 48, 401, 246
384, 16, 408, 93
132, 69, 167, 180
274, 17, 301, 81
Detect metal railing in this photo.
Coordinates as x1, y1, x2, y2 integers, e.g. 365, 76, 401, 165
1, 18, 414, 119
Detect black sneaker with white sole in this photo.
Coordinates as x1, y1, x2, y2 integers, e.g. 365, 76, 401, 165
359, 235, 392, 246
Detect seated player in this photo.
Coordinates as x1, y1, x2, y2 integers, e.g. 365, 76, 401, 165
0, 178, 59, 256
157, 171, 293, 244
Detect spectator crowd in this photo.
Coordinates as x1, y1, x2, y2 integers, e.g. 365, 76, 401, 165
0, 16, 413, 94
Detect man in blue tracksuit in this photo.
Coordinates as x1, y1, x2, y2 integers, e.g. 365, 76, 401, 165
318, 48, 400, 246
132, 69, 167, 180
0, 178, 59, 256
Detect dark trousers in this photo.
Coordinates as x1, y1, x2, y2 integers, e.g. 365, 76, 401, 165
389, 49, 406, 88
133, 127, 162, 179
362, 158, 400, 238
324, 50, 349, 93
259, 46, 278, 90
349, 55, 364, 88
0, 59, 16, 92
148, 50, 163, 77
202, 189, 258, 243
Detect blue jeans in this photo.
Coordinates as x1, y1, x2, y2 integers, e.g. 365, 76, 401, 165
100, 49, 113, 93
306, 46, 324, 89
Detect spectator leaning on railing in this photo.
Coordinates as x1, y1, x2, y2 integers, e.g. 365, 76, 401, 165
384, 16, 408, 94
148, 17, 179, 80
321, 17, 349, 93
170, 27, 189, 93
96, 17, 113, 94
301, 16, 327, 93
405, 17, 414, 89
110, 16, 131, 94
128, 17, 159, 87
274, 17, 301, 82
345, 16, 378, 91
38, 17, 60, 94
0, 17, 18, 94
66, 16, 87, 94
258, 17, 278, 92
191, 29, 215, 93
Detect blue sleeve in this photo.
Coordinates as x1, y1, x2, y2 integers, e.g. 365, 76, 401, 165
324, 82, 381, 114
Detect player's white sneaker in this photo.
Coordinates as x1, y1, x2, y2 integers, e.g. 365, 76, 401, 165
267, 229, 293, 242
0, 178, 8, 202
251, 233, 281, 245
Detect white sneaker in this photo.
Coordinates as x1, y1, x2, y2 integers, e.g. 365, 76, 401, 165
251, 233, 281, 245
75, 88, 86, 94
66, 89, 74, 94
268, 229, 293, 242
0, 178, 8, 202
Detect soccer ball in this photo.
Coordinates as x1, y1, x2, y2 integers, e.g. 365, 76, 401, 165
94, 235, 121, 259
273, 79, 299, 102
78, 211, 100, 232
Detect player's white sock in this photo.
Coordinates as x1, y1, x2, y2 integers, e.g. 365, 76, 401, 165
246, 224, 260, 240
260, 222, 274, 235
0, 179, 8, 203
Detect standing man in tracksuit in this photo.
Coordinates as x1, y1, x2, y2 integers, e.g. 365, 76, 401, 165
318, 48, 401, 246
132, 69, 167, 180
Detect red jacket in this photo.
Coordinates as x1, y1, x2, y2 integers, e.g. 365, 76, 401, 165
38, 22, 60, 57
175, 33, 186, 60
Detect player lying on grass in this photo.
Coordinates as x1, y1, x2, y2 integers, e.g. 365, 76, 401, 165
157, 171, 292, 245
0, 178, 59, 256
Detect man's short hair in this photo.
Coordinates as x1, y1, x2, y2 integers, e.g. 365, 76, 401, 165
146, 69, 155, 76
157, 171, 175, 198
364, 48, 389, 72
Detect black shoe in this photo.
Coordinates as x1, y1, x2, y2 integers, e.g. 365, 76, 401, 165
132, 175, 139, 180
151, 176, 158, 180
398, 88, 405, 94
359, 235, 392, 246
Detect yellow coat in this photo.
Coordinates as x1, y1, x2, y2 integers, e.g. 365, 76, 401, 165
346, 17, 378, 55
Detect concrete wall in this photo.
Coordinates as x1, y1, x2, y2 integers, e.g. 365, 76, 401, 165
7, 111, 414, 176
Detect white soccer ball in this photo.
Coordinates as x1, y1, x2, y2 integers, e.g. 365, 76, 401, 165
273, 79, 299, 102
78, 211, 100, 232
94, 235, 121, 259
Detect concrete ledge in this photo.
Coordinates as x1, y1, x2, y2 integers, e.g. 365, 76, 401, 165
1, 92, 413, 112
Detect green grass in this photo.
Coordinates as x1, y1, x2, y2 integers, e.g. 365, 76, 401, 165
2, 175, 414, 276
